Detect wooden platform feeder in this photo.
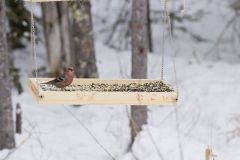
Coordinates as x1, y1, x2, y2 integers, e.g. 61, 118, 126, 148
28, 78, 178, 105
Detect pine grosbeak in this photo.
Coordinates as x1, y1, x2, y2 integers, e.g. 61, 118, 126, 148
43, 67, 75, 89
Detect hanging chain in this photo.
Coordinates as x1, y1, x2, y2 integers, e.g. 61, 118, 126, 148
164, 0, 179, 96
160, 0, 167, 80
30, 2, 40, 94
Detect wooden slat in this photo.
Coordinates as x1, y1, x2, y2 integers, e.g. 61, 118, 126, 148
205, 147, 216, 160
28, 78, 177, 105
24, 0, 74, 2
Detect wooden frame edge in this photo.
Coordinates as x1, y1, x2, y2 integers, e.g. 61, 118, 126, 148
28, 78, 177, 105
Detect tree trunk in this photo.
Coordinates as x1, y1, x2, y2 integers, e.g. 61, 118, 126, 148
15, 103, 22, 134
0, 0, 15, 150
131, 0, 148, 144
147, 0, 153, 52
41, 2, 62, 76
71, 1, 98, 78
57, 2, 72, 68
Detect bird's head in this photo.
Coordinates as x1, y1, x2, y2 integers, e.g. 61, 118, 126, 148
66, 67, 74, 76
67, 67, 74, 72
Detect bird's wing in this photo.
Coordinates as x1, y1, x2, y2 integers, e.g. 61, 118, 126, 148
54, 73, 66, 83
42, 73, 66, 84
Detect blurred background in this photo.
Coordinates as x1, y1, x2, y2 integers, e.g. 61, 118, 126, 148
0, 0, 240, 160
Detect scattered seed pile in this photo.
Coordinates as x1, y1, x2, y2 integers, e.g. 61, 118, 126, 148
40, 81, 174, 92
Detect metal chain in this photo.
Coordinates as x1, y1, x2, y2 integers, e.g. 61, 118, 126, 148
160, 0, 167, 80
164, 0, 179, 96
30, 2, 40, 94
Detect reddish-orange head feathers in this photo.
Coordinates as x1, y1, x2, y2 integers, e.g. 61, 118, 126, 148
66, 67, 75, 77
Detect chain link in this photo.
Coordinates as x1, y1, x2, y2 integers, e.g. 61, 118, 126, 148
30, 2, 40, 94
165, 0, 179, 96
160, 0, 168, 80
161, 0, 179, 96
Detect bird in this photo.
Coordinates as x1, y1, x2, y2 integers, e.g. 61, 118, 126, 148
42, 67, 75, 90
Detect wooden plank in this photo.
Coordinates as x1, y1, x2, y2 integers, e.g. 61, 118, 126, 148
24, 0, 74, 2
28, 78, 177, 105
205, 148, 211, 160
205, 147, 216, 160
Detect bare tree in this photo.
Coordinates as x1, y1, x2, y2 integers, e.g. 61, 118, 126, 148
147, 0, 153, 52
131, 0, 148, 144
71, 1, 98, 78
41, 2, 62, 76
42, 1, 98, 77
101, 0, 153, 52
0, 0, 15, 150
57, 2, 72, 68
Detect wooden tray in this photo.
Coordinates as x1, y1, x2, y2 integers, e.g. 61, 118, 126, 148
28, 78, 177, 105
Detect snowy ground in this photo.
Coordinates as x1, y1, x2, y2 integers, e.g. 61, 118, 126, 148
1, 0, 240, 159
0, 42, 240, 160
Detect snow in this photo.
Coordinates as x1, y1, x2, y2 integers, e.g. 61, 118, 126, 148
1, 41, 240, 160
92, 0, 240, 62
1, 0, 240, 159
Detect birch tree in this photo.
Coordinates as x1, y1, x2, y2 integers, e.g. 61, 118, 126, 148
0, 0, 15, 150
131, 0, 148, 143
